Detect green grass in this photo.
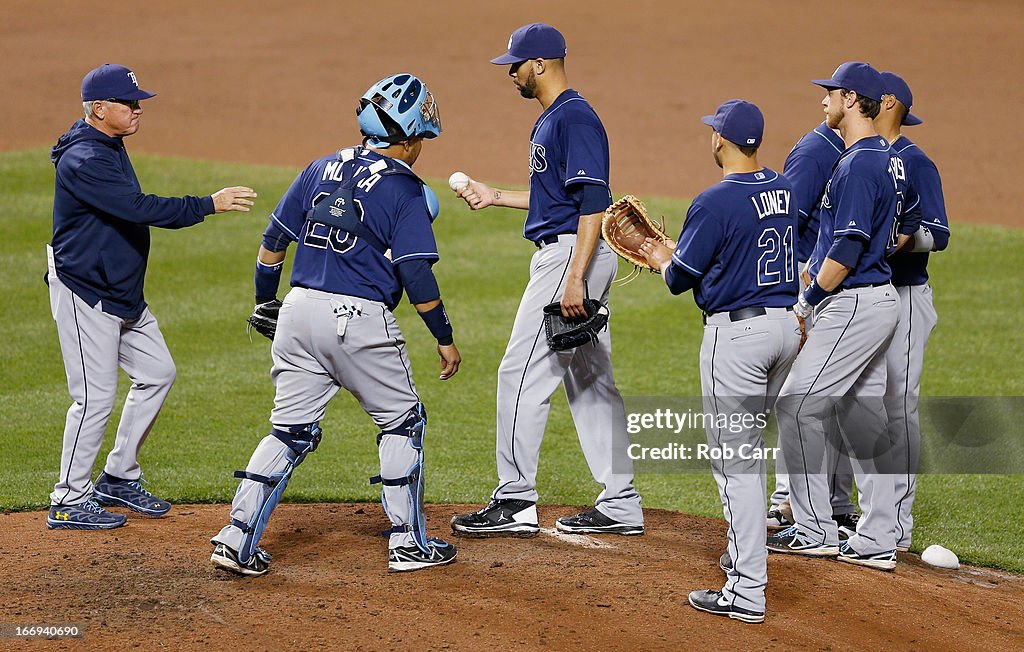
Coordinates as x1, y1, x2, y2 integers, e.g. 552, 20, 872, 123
1, 148, 1021, 571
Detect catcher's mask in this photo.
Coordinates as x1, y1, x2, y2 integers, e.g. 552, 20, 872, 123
357, 73, 442, 148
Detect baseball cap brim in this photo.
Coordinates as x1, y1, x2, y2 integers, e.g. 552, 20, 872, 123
903, 112, 923, 126
700, 115, 717, 128
812, 78, 842, 90
119, 88, 157, 100
491, 52, 526, 65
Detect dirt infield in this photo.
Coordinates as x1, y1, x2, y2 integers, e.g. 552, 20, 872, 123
1, 0, 1021, 227
2, 505, 1022, 651
4, 2, 1024, 649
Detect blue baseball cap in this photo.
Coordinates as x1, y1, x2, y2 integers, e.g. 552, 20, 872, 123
812, 61, 883, 102
701, 99, 765, 148
491, 23, 567, 64
880, 72, 923, 126
81, 64, 156, 102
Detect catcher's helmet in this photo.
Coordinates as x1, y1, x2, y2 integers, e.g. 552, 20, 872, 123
357, 73, 442, 148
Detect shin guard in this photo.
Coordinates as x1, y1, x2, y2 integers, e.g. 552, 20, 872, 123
371, 403, 429, 553
228, 423, 322, 564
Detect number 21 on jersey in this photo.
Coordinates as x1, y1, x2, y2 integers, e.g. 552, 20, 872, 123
757, 225, 794, 287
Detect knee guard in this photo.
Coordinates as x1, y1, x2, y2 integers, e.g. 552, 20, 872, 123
231, 423, 322, 564
371, 403, 429, 553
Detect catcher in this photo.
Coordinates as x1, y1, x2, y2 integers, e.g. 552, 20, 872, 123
213, 73, 460, 576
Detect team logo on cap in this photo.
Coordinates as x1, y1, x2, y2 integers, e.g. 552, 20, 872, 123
508, 34, 514, 49
128, 71, 138, 86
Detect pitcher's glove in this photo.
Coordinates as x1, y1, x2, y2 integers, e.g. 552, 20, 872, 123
543, 299, 609, 352
247, 299, 282, 341
602, 194, 669, 271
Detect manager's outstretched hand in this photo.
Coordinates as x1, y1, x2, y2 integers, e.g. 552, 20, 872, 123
212, 186, 258, 213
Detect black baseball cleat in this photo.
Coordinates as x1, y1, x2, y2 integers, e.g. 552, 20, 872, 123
688, 589, 764, 624
838, 542, 897, 571
766, 526, 840, 557
450, 499, 539, 537
556, 507, 644, 536
719, 550, 733, 574
211, 543, 271, 577
388, 538, 457, 572
835, 512, 860, 541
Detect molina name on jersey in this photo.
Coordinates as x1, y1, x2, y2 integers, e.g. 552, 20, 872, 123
269, 148, 439, 309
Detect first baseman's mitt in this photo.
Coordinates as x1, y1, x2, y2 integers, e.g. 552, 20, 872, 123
247, 299, 282, 341
602, 195, 669, 272
543, 299, 609, 352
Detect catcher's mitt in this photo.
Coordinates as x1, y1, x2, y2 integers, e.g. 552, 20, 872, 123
602, 195, 669, 271
247, 299, 282, 341
543, 299, 609, 352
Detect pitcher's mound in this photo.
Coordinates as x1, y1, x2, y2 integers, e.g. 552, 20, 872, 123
5, 504, 1022, 650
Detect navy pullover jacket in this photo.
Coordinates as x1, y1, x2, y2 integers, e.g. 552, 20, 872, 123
50, 119, 215, 319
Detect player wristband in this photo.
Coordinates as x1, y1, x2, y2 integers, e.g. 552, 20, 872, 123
802, 280, 831, 307
254, 259, 283, 302
418, 300, 454, 345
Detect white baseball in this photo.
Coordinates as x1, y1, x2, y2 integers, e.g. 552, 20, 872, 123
921, 544, 960, 569
448, 171, 470, 192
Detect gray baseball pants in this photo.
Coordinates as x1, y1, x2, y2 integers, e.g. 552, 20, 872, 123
47, 248, 175, 507
886, 283, 938, 550
770, 277, 855, 518
491, 235, 643, 526
776, 284, 900, 555
701, 308, 801, 613
214, 287, 426, 551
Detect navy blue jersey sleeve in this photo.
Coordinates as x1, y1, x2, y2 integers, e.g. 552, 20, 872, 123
911, 160, 949, 236
569, 182, 613, 215
563, 123, 609, 187
783, 154, 828, 221
269, 169, 311, 242
67, 152, 211, 228
830, 168, 874, 241
664, 264, 700, 295
389, 180, 440, 265
670, 202, 722, 277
